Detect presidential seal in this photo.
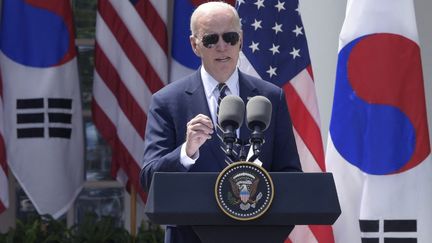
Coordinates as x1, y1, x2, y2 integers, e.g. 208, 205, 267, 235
215, 161, 274, 221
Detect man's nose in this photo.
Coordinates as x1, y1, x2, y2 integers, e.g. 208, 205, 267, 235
214, 37, 229, 50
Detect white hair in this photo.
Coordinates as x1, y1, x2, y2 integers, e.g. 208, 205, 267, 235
190, 1, 241, 36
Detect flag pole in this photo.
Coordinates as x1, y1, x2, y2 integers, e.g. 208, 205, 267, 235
130, 184, 137, 238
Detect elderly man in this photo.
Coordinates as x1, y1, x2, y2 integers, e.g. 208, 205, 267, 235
140, 2, 302, 242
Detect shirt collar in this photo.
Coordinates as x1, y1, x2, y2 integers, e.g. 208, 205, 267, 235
201, 67, 239, 98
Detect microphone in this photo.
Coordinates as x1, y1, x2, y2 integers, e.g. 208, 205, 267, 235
246, 96, 272, 161
218, 95, 245, 157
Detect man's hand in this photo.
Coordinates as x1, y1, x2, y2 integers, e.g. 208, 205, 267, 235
185, 114, 214, 157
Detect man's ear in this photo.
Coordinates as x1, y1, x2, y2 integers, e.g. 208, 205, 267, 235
190, 35, 201, 57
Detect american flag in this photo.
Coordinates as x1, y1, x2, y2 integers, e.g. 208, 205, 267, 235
92, 0, 168, 202
237, 0, 334, 242
0, 76, 7, 214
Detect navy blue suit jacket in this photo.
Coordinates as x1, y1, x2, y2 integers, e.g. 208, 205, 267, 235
140, 69, 301, 243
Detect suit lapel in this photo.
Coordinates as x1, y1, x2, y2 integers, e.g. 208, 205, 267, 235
183, 70, 261, 167
184, 70, 226, 170
184, 70, 211, 117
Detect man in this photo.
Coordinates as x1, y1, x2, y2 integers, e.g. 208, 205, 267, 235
140, 2, 302, 242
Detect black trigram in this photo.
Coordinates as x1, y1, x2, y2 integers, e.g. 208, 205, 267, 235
360, 219, 417, 243
16, 98, 73, 139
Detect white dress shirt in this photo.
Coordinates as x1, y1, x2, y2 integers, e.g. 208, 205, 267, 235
180, 67, 240, 169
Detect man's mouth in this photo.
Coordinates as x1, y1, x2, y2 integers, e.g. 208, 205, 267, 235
215, 57, 231, 62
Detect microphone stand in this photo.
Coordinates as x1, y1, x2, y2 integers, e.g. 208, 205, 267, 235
247, 130, 264, 162
222, 136, 250, 163
222, 127, 239, 163
221, 125, 265, 163
237, 140, 248, 161
223, 134, 264, 163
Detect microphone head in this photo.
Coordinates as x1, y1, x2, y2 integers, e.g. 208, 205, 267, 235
246, 96, 272, 131
218, 95, 245, 129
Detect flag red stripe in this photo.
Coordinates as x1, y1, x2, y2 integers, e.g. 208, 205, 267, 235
0, 62, 8, 214
98, 0, 164, 94
307, 65, 314, 81
94, 43, 147, 138
0, 202, 5, 213
92, 100, 147, 202
0, 136, 7, 173
283, 82, 326, 171
309, 225, 336, 242
134, 0, 168, 54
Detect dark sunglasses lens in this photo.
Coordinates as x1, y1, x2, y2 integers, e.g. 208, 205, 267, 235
202, 32, 239, 48
202, 34, 219, 48
222, 32, 239, 45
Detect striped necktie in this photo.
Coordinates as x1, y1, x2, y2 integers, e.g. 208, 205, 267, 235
216, 83, 228, 119
216, 83, 235, 164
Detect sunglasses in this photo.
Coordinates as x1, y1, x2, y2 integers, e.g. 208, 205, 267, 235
199, 32, 240, 48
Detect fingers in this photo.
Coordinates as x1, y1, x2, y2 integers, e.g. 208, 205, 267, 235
185, 114, 214, 157
187, 114, 214, 135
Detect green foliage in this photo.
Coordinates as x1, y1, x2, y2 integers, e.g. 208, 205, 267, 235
0, 215, 71, 243
69, 213, 131, 243
0, 214, 164, 243
135, 222, 164, 243
72, 0, 97, 39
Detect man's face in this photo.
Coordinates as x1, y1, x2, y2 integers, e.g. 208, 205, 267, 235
190, 9, 242, 83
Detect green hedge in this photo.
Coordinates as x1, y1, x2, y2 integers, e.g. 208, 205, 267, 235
0, 214, 163, 243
